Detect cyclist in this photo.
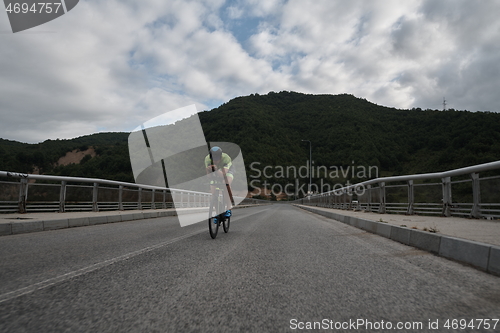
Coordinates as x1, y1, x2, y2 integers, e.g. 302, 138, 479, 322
205, 146, 234, 219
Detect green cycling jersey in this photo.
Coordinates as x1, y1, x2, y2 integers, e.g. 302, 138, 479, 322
205, 152, 234, 179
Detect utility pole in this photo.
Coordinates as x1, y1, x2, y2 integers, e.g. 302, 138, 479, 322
301, 140, 312, 197
443, 97, 447, 111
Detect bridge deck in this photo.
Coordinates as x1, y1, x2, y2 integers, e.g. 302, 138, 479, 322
1, 204, 499, 247
296, 205, 500, 246
1, 205, 499, 331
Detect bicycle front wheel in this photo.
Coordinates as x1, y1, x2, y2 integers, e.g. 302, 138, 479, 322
208, 194, 219, 239
208, 216, 219, 239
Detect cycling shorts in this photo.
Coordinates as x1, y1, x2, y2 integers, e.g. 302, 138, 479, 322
209, 165, 234, 185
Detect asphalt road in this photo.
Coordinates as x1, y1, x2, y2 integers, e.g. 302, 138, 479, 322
0, 205, 499, 332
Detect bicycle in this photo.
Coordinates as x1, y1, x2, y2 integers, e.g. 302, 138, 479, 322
208, 178, 230, 239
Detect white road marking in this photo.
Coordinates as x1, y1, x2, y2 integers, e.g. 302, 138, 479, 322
0, 229, 204, 304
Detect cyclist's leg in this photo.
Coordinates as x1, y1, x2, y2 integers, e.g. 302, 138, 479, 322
209, 183, 217, 220
223, 172, 234, 211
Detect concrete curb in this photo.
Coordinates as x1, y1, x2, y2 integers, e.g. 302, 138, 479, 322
0, 204, 264, 237
295, 205, 500, 277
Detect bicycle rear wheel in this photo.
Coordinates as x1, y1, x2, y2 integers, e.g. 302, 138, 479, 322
222, 216, 230, 233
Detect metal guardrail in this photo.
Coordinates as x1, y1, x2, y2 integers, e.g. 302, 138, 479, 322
0, 171, 262, 213
295, 160, 500, 219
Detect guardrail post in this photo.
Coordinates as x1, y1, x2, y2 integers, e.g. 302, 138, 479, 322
59, 181, 67, 213
471, 173, 481, 218
441, 177, 451, 217
92, 182, 99, 212
18, 178, 28, 214
378, 182, 386, 214
119, 185, 124, 210
350, 189, 354, 208
407, 180, 414, 215
366, 185, 372, 212
138, 188, 142, 210
151, 189, 155, 209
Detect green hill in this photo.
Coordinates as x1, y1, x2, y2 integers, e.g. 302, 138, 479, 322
0, 133, 132, 182
1, 91, 499, 198
201, 91, 499, 178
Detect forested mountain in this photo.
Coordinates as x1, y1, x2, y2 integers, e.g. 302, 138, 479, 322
200, 92, 500, 174
1, 91, 499, 196
0, 133, 131, 182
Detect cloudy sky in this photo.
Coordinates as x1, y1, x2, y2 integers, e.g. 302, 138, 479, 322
1, 0, 499, 143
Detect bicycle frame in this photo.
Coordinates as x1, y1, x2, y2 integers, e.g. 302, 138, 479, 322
208, 178, 230, 239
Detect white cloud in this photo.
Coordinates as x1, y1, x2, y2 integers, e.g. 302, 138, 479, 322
247, 0, 500, 110
0, 0, 499, 143
226, 5, 243, 20
244, 0, 284, 17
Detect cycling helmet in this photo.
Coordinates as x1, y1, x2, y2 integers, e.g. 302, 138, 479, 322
210, 146, 222, 160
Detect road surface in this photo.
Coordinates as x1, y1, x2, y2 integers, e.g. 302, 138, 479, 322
0, 205, 499, 332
